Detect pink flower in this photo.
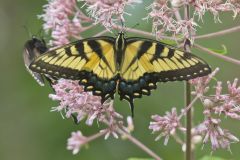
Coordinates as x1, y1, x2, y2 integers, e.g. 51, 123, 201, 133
67, 131, 87, 154
146, 0, 240, 40
149, 108, 185, 145
39, 0, 91, 46
195, 118, 239, 150
201, 78, 240, 120
192, 0, 238, 22
100, 124, 119, 139
49, 79, 122, 126
211, 79, 240, 120
174, 19, 199, 41
83, 0, 142, 29
145, 1, 198, 41
144, 1, 177, 37
227, 78, 240, 98
189, 68, 219, 95
49, 79, 125, 141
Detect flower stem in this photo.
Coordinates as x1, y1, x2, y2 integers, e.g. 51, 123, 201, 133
194, 43, 240, 66
118, 129, 162, 160
179, 95, 199, 119
94, 29, 108, 37
86, 130, 107, 143
195, 26, 240, 39
113, 25, 180, 41
185, 82, 193, 160
184, 2, 193, 160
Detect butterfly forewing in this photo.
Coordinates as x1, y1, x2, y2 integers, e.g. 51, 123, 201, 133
30, 37, 118, 102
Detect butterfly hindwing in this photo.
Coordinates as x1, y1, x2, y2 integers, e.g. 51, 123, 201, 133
30, 37, 118, 102
118, 38, 211, 103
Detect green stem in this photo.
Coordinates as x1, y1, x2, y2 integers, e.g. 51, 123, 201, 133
184, 2, 193, 160
194, 43, 240, 66
185, 82, 192, 160
117, 129, 162, 160
195, 25, 240, 39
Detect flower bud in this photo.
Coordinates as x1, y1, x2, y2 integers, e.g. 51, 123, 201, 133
203, 99, 214, 108
182, 143, 186, 152
127, 116, 134, 132
192, 135, 202, 144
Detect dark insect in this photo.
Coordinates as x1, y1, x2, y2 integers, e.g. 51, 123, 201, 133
23, 37, 55, 86
29, 32, 212, 116
23, 37, 78, 123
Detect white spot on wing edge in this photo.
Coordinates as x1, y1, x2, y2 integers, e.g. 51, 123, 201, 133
25, 64, 45, 86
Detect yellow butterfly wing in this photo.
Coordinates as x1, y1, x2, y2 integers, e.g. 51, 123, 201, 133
119, 38, 211, 102
30, 37, 118, 102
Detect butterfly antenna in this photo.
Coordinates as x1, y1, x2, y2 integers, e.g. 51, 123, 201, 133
130, 100, 134, 118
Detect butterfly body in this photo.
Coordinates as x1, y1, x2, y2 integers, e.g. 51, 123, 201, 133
30, 32, 211, 116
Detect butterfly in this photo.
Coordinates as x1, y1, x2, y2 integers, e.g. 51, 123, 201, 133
29, 32, 211, 116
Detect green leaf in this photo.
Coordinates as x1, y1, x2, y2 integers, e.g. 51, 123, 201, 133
199, 155, 227, 160
207, 45, 227, 55
128, 158, 154, 160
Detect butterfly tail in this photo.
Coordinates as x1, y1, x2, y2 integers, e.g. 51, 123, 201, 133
129, 100, 134, 118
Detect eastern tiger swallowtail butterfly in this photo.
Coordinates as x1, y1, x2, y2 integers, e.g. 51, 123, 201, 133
29, 32, 211, 116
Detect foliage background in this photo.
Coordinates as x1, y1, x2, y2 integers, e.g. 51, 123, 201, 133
0, 0, 240, 160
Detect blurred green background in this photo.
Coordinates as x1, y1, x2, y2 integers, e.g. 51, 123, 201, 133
0, 0, 240, 160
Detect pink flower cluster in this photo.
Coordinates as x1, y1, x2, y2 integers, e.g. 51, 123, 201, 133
191, 68, 240, 120
150, 69, 240, 151
144, 0, 198, 41
39, 0, 91, 46
66, 115, 134, 154
149, 108, 185, 145
192, 0, 239, 22
49, 79, 122, 126
49, 79, 136, 148
189, 68, 219, 95
48, 79, 136, 154
204, 79, 240, 120
83, 0, 142, 29
194, 118, 239, 150
145, 0, 240, 41
192, 69, 240, 150
67, 131, 87, 154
